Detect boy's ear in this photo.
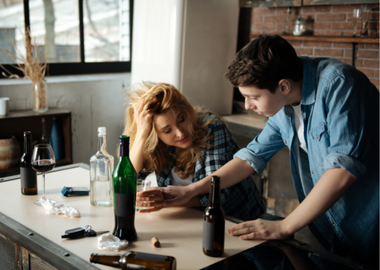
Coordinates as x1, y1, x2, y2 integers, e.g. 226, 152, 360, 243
278, 79, 291, 95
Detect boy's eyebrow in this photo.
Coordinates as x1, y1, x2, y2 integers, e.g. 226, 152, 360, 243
242, 93, 260, 97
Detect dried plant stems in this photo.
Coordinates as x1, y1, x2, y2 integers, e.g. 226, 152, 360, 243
0, 27, 48, 112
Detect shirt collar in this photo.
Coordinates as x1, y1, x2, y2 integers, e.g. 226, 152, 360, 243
299, 57, 317, 106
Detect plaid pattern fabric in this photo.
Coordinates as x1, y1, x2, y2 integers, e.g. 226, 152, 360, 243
156, 113, 264, 221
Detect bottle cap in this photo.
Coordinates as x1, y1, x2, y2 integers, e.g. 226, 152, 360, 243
211, 175, 220, 183
98, 127, 106, 135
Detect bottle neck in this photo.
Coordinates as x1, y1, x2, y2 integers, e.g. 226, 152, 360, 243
119, 140, 129, 157
23, 135, 32, 154
208, 178, 221, 208
90, 254, 121, 268
98, 134, 107, 154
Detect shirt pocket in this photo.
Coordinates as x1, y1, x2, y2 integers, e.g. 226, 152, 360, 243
309, 122, 330, 166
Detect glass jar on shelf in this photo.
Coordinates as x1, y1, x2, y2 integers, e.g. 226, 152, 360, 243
293, 16, 306, 36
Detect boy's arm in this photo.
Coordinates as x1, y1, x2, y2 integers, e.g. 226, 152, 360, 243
162, 158, 256, 207
228, 167, 356, 240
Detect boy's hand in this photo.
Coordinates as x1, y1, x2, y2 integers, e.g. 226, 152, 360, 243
227, 219, 292, 240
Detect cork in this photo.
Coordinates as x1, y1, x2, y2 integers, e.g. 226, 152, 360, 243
151, 237, 160, 247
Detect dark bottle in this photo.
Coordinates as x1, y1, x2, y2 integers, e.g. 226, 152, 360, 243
202, 175, 225, 257
90, 252, 177, 270
20, 131, 37, 195
112, 135, 137, 242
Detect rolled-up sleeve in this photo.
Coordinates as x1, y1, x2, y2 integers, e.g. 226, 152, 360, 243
234, 117, 287, 175
324, 153, 367, 179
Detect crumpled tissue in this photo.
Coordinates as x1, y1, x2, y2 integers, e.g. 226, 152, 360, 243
39, 198, 81, 217
97, 233, 129, 251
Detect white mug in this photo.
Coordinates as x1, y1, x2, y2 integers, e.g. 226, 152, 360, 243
0, 97, 9, 116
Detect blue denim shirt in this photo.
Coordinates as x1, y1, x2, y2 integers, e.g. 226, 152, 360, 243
235, 57, 379, 265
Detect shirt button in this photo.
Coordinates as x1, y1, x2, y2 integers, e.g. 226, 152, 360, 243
284, 140, 287, 144
330, 221, 334, 225
316, 135, 319, 139
311, 171, 314, 174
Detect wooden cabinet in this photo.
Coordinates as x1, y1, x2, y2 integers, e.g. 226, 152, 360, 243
0, 108, 73, 177
0, 232, 57, 270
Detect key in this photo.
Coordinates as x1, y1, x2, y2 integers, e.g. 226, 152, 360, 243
61, 227, 85, 239
61, 226, 109, 239
84, 225, 109, 237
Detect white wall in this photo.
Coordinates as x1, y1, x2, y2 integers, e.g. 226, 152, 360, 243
0, 73, 131, 164
132, 0, 239, 115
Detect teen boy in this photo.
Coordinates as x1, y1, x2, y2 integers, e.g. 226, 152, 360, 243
142, 35, 379, 267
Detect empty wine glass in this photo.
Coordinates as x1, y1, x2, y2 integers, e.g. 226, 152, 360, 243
360, 7, 371, 37
31, 144, 56, 206
352, 8, 361, 37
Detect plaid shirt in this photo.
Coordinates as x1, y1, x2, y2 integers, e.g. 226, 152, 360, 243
155, 113, 264, 221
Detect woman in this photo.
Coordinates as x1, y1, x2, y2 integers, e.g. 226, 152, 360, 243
123, 82, 264, 221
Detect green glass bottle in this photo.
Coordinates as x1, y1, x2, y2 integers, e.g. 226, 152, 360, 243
112, 135, 137, 241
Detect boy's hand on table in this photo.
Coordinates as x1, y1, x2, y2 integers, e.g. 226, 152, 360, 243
227, 219, 292, 240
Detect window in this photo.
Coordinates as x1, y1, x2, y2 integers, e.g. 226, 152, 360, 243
0, 0, 132, 77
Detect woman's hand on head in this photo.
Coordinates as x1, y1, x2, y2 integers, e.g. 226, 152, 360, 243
227, 219, 292, 240
136, 188, 164, 213
133, 97, 159, 138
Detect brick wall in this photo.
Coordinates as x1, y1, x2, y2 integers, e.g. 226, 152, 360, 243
251, 4, 380, 88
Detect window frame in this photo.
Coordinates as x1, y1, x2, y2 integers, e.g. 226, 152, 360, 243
0, 0, 133, 79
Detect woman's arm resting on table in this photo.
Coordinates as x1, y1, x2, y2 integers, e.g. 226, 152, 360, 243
162, 158, 256, 207
136, 188, 202, 213
228, 167, 357, 240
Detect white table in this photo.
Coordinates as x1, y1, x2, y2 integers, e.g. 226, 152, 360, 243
0, 163, 264, 270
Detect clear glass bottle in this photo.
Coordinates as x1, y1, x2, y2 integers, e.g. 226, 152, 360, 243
90, 127, 114, 207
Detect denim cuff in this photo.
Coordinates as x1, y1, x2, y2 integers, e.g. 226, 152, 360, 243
234, 148, 267, 175
324, 153, 367, 179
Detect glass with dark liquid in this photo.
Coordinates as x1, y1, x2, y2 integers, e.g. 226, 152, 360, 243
31, 144, 56, 206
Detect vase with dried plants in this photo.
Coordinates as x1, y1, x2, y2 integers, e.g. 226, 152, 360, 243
0, 27, 48, 113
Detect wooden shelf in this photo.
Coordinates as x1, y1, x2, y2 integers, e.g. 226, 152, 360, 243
250, 34, 379, 44
0, 108, 73, 177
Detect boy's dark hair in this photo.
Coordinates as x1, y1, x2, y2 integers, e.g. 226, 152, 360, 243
224, 35, 303, 93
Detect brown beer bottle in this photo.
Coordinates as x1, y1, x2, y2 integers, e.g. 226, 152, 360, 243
202, 175, 225, 257
90, 251, 177, 270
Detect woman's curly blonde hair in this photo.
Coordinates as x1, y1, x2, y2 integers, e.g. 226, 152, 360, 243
123, 82, 214, 179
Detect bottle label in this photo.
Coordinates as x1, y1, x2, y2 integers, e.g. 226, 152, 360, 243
20, 167, 37, 188
115, 193, 134, 217
135, 252, 166, 262
202, 220, 214, 250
